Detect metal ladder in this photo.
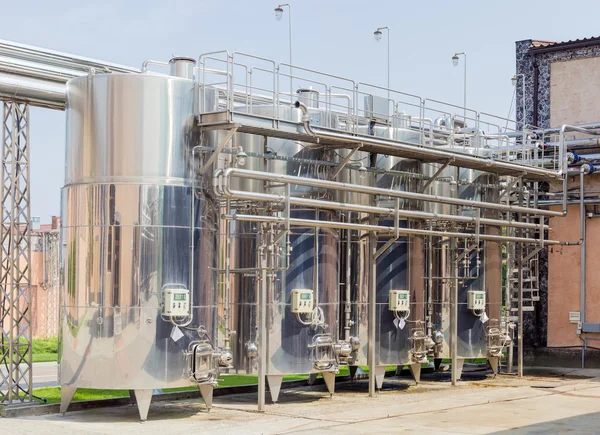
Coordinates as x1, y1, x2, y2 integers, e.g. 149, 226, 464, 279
507, 227, 540, 321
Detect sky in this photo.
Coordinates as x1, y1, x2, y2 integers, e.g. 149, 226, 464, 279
1, 0, 599, 220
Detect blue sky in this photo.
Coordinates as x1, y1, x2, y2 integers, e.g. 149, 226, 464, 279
1, 0, 599, 220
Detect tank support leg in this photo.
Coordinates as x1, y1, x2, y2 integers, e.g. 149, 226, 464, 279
373, 365, 386, 390
266, 375, 283, 403
128, 390, 136, 405
322, 372, 335, 396
307, 373, 319, 385
60, 386, 77, 414
409, 362, 422, 385
453, 358, 465, 381
488, 356, 499, 377
198, 384, 214, 410
434, 358, 442, 371
349, 365, 358, 380
133, 389, 153, 421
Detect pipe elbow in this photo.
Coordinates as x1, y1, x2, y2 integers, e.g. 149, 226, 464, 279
294, 100, 316, 137
294, 100, 308, 116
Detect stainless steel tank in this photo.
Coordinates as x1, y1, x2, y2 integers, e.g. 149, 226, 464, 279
215, 101, 341, 400
430, 154, 502, 372
60, 68, 219, 419
344, 125, 426, 385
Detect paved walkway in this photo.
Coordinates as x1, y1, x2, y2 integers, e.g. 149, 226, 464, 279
9, 368, 600, 434
32, 362, 58, 389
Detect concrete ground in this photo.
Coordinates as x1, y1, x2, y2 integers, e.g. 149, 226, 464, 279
31, 362, 58, 389
9, 367, 600, 434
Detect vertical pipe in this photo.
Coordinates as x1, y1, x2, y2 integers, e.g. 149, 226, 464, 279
463, 54, 467, 120
257, 227, 267, 411
314, 225, 319, 307
507, 239, 514, 373
450, 237, 458, 386
580, 169, 586, 333
224, 199, 231, 350
386, 29, 390, 102
517, 180, 524, 378
288, 4, 292, 95
368, 228, 377, 397
344, 213, 352, 341
427, 228, 433, 339
518, 242, 523, 378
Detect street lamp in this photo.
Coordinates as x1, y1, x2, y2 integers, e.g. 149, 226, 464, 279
512, 74, 526, 129
374, 27, 390, 102
274, 4, 293, 97
452, 52, 467, 120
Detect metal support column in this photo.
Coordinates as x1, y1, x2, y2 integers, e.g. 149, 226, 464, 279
517, 241, 524, 378
257, 226, 268, 411
0, 101, 32, 404
368, 229, 377, 397
450, 238, 459, 386
516, 179, 524, 378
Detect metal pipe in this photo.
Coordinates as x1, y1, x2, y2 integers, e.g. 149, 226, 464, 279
450, 238, 458, 386
295, 101, 563, 182
223, 167, 563, 218
580, 168, 587, 332
222, 214, 559, 245
257, 227, 268, 412
0, 39, 138, 74
517, 180, 524, 378
219, 183, 548, 231
0, 72, 66, 109
427, 225, 433, 340
344, 213, 352, 341
368, 216, 377, 397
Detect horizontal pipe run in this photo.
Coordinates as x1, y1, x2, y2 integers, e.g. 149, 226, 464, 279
218, 185, 549, 231
222, 167, 564, 218
537, 199, 600, 205
294, 101, 563, 182
222, 213, 559, 245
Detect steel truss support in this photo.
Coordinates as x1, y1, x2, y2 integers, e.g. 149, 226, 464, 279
0, 101, 32, 404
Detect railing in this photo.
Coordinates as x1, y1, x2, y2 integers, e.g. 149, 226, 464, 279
196, 50, 567, 176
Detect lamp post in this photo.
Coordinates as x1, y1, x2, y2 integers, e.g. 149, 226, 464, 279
452, 52, 467, 120
374, 27, 390, 102
512, 74, 526, 129
275, 4, 293, 97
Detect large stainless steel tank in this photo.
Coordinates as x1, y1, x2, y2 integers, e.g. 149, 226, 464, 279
60, 69, 218, 419
431, 158, 502, 371
215, 100, 340, 401
344, 125, 426, 385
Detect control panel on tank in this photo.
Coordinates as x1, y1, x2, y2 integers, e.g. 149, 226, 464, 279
163, 288, 190, 317
467, 290, 486, 310
389, 290, 410, 311
291, 289, 314, 314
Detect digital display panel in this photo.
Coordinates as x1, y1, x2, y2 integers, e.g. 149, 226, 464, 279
174, 293, 186, 301
300, 293, 311, 300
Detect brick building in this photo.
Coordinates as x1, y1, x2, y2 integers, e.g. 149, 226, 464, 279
516, 37, 600, 364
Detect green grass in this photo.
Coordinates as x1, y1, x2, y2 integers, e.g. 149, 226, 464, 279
32, 373, 310, 405
31, 367, 400, 405
32, 337, 58, 363
33, 387, 128, 405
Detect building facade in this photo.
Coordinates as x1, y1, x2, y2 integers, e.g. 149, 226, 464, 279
516, 37, 600, 356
